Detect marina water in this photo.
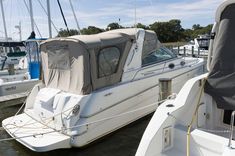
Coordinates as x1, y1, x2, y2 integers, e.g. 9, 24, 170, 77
0, 104, 151, 156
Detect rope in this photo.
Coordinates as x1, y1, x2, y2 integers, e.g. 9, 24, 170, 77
0, 98, 170, 142
1, 103, 75, 132
187, 78, 206, 156
0, 87, 34, 131
0, 100, 26, 130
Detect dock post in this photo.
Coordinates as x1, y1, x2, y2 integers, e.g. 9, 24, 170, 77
198, 48, 200, 57
177, 45, 180, 55
8, 64, 15, 75
159, 78, 172, 103
192, 46, 194, 57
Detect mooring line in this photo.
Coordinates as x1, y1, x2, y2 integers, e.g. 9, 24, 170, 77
0, 98, 171, 142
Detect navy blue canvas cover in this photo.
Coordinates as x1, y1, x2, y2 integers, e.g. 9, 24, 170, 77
205, 3, 235, 110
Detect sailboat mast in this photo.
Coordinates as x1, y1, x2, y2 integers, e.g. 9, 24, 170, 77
69, 0, 81, 34
47, 0, 52, 38
29, 0, 34, 32
15, 22, 22, 41
19, 22, 22, 41
0, 0, 8, 40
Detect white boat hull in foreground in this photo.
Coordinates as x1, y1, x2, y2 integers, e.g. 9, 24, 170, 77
136, 1, 235, 155
136, 74, 235, 156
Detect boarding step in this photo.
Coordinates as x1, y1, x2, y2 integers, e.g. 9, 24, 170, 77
191, 129, 235, 156
2, 112, 71, 152
172, 125, 235, 156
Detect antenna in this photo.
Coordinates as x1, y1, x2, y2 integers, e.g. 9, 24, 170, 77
134, 0, 137, 28
134, 0, 137, 40
15, 22, 22, 41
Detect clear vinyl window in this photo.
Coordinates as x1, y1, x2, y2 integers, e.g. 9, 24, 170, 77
98, 47, 120, 78
47, 45, 70, 70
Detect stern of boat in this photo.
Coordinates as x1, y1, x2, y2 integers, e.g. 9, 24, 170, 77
2, 112, 71, 152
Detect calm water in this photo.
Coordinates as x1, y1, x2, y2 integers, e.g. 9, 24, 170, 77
0, 104, 152, 156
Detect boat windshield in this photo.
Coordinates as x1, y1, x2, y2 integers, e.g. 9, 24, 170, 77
142, 46, 177, 67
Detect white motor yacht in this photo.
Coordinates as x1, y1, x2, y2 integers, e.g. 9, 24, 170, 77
136, 1, 235, 156
0, 41, 27, 72
174, 35, 210, 57
2, 28, 204, 152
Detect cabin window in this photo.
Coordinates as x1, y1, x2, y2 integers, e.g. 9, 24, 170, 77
47, 45, 70, 70
142, 46, 177, 67
98, 47, 121, 78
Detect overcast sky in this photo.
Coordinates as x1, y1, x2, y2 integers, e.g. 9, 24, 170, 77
0, 0, 225, 40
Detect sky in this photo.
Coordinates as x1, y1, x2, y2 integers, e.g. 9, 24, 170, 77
0, 0, 225, 40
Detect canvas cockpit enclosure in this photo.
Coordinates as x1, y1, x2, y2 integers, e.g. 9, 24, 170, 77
41, 29, 159, 95
41, 38, 91, 95
40, 29, 159, 95
205, 0, 235, 110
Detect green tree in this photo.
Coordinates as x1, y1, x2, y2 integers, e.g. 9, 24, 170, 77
182, 29, 194, 41
106, 22, 123, 30
192, 24, 202, 30
150, 19, 184, 42
136, 23, 149, 29
191, 24, 213, 38
81, 26, 104, 35
57, 29, 80, 37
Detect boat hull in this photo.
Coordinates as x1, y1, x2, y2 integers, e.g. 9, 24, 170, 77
2, 59, 205, 151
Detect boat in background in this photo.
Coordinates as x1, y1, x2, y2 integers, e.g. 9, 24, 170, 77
0, 39, 45, 106
2, 28, 205, 152
174, 35, 210, 57
0, 40, 27, 76
136, 1, 235, 155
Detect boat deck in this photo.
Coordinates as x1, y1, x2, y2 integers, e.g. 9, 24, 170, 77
162, 124, 235, 156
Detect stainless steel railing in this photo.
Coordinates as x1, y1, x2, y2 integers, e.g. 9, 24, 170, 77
228, 111, 235, 148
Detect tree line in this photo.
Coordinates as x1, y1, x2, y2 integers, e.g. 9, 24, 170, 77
57, 19, 213, 43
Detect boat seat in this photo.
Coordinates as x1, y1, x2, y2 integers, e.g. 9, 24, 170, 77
33, 88, 61, 119
32, 88, 82, 131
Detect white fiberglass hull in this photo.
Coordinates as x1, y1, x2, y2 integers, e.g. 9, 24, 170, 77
135, 74, 235, 156
2, 58, 204, 152
0, 68, 27, 77
0, 74, 40, 105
